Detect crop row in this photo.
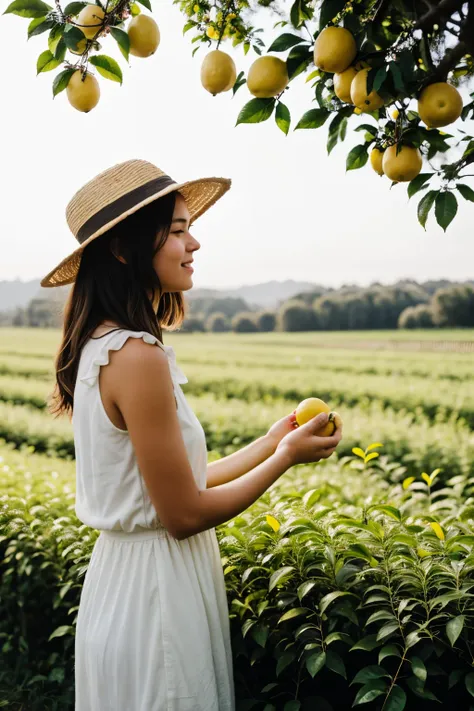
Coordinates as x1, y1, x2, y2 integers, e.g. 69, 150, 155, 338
0, 395, 472, 483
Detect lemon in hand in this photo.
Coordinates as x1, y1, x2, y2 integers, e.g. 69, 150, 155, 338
293, 397, 343, 437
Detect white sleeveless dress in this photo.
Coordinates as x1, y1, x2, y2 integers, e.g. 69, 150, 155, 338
72, 328, 235, 711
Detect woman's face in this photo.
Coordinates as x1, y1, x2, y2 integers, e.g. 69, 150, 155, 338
152, 193, 201, 301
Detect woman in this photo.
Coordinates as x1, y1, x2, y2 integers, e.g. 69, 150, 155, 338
41, 158, 343, 711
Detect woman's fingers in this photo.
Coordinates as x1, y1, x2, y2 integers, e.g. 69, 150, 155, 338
320, 446, 337, 459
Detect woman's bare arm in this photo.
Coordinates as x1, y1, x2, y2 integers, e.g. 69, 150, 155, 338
206, 435, 276, 488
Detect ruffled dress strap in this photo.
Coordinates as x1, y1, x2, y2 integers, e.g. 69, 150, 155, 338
79, 329, 188, 388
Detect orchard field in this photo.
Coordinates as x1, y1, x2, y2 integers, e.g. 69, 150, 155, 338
1, 327, 474, 710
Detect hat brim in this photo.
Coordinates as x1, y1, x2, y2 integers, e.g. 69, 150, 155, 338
40, 176, 231, 288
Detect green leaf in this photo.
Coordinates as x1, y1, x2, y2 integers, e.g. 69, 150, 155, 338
295, 108, 330, 129
327, 112, 344, 154
407, 173, 433, 199
250, 623, 269, 648
379, 645, 401, 663
448, 669, 464, 689
389, 62, 404, 94
385, 684, 407, 711
276, 650, 296, 677
135, 0, 151, 9
63, 1, 87, 15
284, 702, 301, 711
319, 590, 357, 615
236, 98, 275, 126
286, 43, 312, 80
3, 0, 52, 17
268, 565, 295, 592
376, 622, 399, 641
319, 0, 347, 30
325, 649, 346, 679
306, 651, 326, 678
373, 66, 387, 93
278, 607, 307, 623
53, 69, 76, 98
351, 665, 391, 686
110, 27, 130, 61
89, 54, 123, 84
446, 615, 465, 647
465, 672, 474, 697
417, 190, 438, 229
36, 49, 63, 74
27, 16, 54, 38
410, 656, 427, 682
268, 32, 305, 52
406, 676, 439, 701
456, 183, 474, 201
350, 635, 381, 652
63, 24, 86, 50
346, 144, 369, 171
275, 102, 291, 135
353, 679, 387, 706
435, 191, 458, 232
48, 625, 74, 641
355, 123, 377, 136
48, 24, 64, 54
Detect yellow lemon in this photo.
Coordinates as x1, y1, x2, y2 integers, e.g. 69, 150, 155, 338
370, 147, 384, 176
66, 69, 100, 112
193, 3, 199, 11
350, 67, 385, 112
70, 36, 88, 55
418, 82, 463, 128
382, 144, 422, 182
313, 26, 357, 73
333, 66, 357, 103
294, 398, 343, 437
201, 49, 236, 95
390, 108, 399, 120
130, 2, 141, 15
127, 14, 160, 57
76, 4, 105, 40
247, 55, 288, 98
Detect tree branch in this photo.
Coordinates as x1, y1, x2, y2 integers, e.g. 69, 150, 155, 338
420, 0, 474, 82
414, 0, 464, 31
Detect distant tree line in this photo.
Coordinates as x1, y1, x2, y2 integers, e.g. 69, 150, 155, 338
1, 281, 473, 331
182, 283, 474, 333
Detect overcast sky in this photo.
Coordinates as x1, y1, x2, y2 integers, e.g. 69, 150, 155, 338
1, 0, 474, 290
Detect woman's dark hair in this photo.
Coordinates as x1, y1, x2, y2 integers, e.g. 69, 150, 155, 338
47, 191, 187, 420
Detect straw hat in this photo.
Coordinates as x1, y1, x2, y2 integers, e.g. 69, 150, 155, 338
40, 158, 232, 288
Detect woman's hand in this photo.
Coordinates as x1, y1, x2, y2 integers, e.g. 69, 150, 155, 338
276, 412, 343, 466
265, 412, 298, 451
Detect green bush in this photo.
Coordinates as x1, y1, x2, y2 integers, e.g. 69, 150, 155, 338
1, 445, 474, 710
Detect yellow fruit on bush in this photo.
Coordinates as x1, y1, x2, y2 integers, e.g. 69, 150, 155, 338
70, 36, 88, 55
130, 2, 141, 15
66, 69, 100, 113
313, 26, 357, 73
370, 147, 384, 176
206, 26, 218, 39
193, 3, 200, 11
391, 108, 399, 120
354, 59, 370, 71
293, 398, 343, 437
417, 82, 463, 128
333, 66, 357, 103
350, 68, 385, 112
127, 14, 160, 57
247, 55, 288, 98
201, 49, 236, 95
382, 144, 422, 182
76, 4, 105, 40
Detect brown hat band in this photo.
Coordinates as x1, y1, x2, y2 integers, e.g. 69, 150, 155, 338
76, 173, 177, 245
